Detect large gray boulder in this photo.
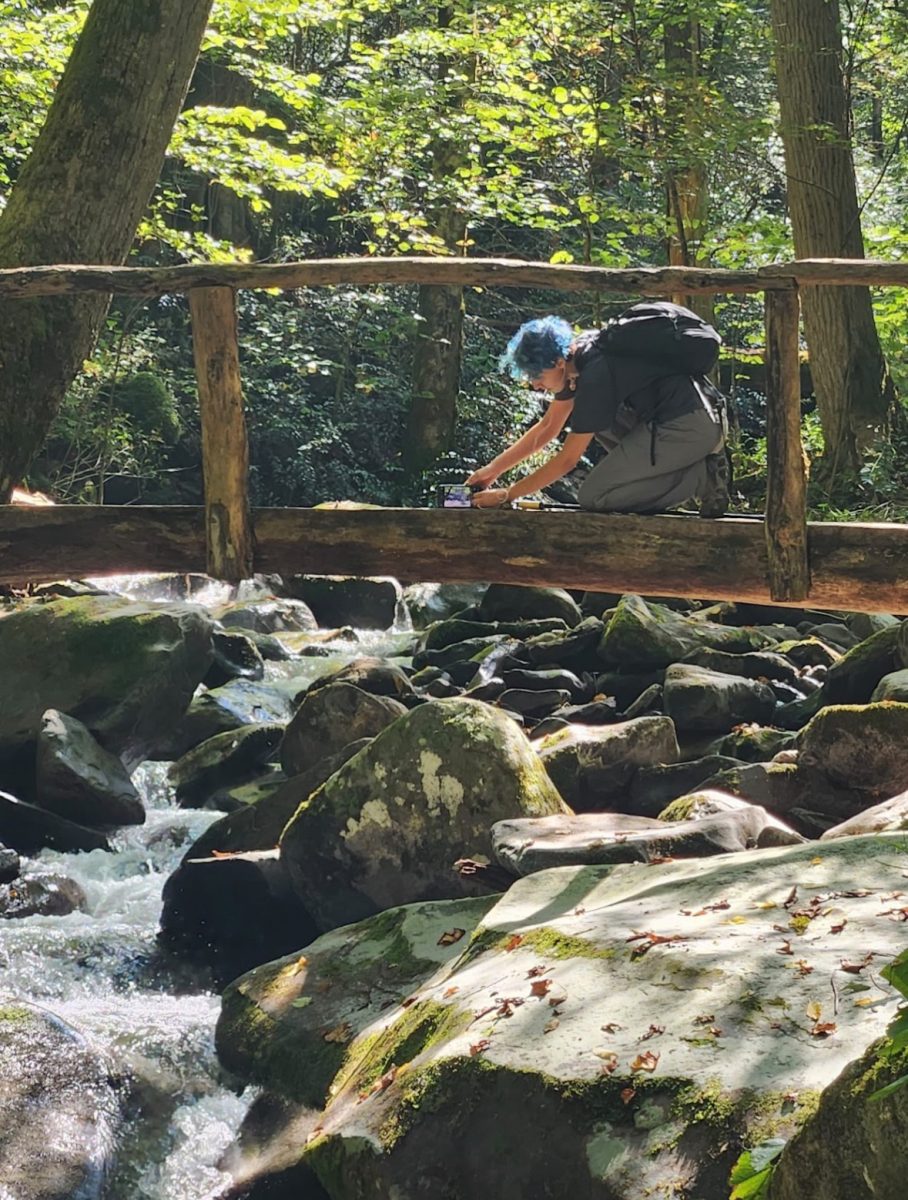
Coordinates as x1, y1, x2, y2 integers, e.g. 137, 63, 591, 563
599, 594, 774, 669
279, 682, 407, 776
283, 575, 404, 630
0, 790, 110, 855
819, 623, 904, 704
216, 895, 494, 1108
0, 1002, 121, 1200
0, 596, 213, 768
294, 836, 908, 1200
479, 583, 582, 627
663, 663, 777, 733
35, 709, 144, 828
798, 702, 908, 801
168, 723, 284, 808
536, 716, 680, 811
280, 698, 568, 931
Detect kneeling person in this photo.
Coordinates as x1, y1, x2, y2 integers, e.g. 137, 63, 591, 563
468, 314, 728, 517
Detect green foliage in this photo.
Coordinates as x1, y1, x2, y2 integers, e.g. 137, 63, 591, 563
869, 948, 908, 1101
728, 1138, 785, 1200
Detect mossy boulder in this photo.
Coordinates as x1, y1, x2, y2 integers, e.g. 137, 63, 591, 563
167, 723, 284, 808
216, 895, 494, 1108
798, 703, 908, 801
679, 647, 802, 687
306, 656, 415, 701
769, 1039, 908, 1200
35, 709, 144, 828
536, 716, 679, 812
0, 1002, 122, 1200
478, 583, 582, 627
702, 760, 863, 837
293, 837, 908, 1200
819, 624, 903, 705
712, 723, 798, 763
279, 698, 568, 931
663, 663, 777, 733
599, 594, 774, 670
628, 755, 745, 817
419, 617, 568, 654
0, 596, 213, 768
871, 668, 908, 703
279, 682, 407, 776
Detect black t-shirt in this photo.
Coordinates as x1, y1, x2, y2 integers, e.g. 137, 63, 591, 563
553, 333, 701, 435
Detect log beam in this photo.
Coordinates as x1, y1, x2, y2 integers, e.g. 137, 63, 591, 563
764, 288, 809, 601
1, 506, 906, 614
0, 257, 795, 300
189, 286, 253, 582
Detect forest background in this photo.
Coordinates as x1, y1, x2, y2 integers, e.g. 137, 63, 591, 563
2, 0, 907, 518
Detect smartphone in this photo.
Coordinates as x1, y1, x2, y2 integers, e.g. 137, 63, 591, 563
436, 483, 473, 508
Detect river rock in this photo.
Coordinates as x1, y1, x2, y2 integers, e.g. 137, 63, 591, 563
35, 709, 144, 828
0, 872, 87, 919
168, 723, 284, 809
213, 598, 318, 634
204, 629, 266, 689
400, 582, 489, 628
216, 895, 494, 1108
536, 716, 680, 812
0, 790, 110, 854
819, 623, 903, 704
805, 621, 860, 650
0, 1002, 121, 1200
524, 616, 604, 667
656, 788, 805, 846
703, 761, 863, 837
820, 787, 908, 839
599, 594, 775, 669
769, 1036, 908, 1200
283, 575, 404, 630
0, 843, 19, 884
294, 836, 908, 1200
871, 668, 908, 703
478, 583, 582, 627
280, 698, 568, 931
678, 646, 802, 687
774, 636, 842, 669
159, 848, 319, 986
491, 805, 802, 875
306, 656, 415, 700
0, 596, 213, 768
182, 741, 370, 862
628, 755, 745, 817
142, 690, 252, 762
419, 617, 568, 655
280, 683, 407, 776
799, 702, 908, 801
846, 611, 900, 639
663, 663, 777, 733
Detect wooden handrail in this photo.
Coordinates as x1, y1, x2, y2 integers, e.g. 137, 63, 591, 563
4, 253, 900, 591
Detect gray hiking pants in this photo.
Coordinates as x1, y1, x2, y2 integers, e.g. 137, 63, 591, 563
577, 404, 723, 513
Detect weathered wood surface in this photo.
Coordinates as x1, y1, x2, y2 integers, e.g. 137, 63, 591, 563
1, 506, 906, 613
764, 288, 809, 602
1, 257, 906, 302
190, 286, 254, 581
0, 257, 795, 299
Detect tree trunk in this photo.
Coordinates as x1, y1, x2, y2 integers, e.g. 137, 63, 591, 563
769, 0, 895, 476
406, 4, 466, 473
0, 0, 214, 502
663, 11, 714, 325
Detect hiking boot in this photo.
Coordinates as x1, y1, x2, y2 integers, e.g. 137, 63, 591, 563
698, 448, 730, 518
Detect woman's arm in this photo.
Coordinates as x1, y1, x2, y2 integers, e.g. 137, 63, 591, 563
472, 431, 593, 507
466, 398, 573, 488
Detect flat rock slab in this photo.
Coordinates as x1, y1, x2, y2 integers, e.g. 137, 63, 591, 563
303, 835, 908, 1200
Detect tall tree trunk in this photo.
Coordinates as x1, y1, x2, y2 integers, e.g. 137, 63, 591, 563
663, 9, 714, 325
406, 4, 466, 473
0, 0, 214, 501
769, 0, 895, 476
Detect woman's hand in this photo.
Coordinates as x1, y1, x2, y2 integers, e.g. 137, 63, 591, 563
472, 487, 510, 508
465, 464, 499, 489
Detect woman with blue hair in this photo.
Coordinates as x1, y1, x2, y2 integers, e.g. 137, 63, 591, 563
467, 313, 728, 516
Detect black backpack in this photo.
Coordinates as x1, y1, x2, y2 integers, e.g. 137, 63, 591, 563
588, 300, 721, 377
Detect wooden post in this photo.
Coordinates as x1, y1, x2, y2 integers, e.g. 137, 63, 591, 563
764, 287, 809, 601
190, 286, 254, 582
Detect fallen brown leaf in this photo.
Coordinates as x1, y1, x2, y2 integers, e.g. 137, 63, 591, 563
601, 1022, 622, 1034
437, 928, 466, 946
777, 940, 794, 956
597, 1052, 619, 1074
526, 964, 548, 978
810, 1022, 837, 1038
543, 1017, 559, 1034
504, 934, 524, 952
630, 1050, 660, 1073
783, 886, 798, 910
620, 1087, 637, 1105
323, 1022, 353, 1044
639, 1024, 665, 1042
443, 985, 460, 997
469, 1039, 491, 1056
530, 978, 553, 998
829, 918, 848, 934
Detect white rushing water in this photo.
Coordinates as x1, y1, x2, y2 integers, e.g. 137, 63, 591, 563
1, 573, 419, 1198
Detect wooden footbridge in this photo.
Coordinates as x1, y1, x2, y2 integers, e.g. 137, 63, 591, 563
1, 256, 906, 614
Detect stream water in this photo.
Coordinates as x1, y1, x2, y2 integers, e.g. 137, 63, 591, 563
0, 577, 416, 1198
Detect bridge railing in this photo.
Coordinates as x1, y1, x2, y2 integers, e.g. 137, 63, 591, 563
2, 255, 906, 600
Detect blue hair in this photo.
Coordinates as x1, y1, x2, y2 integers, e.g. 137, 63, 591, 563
500, 316, 574, 381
